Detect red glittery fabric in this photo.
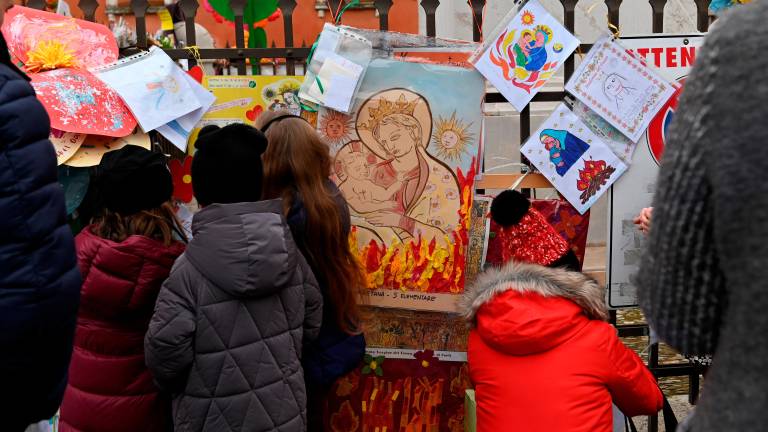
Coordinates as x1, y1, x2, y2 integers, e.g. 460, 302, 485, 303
499, 208, 570, 266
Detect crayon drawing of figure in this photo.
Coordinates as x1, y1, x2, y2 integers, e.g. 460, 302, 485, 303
146, 75, 180, 109
523, 25, 552, 72
491, 24, 557, 93
540, 128, 590, 176
334, 89, 461, 247
603, 73, 636, 111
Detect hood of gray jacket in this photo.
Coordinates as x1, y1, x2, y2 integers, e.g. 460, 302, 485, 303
185, 199, 297, 298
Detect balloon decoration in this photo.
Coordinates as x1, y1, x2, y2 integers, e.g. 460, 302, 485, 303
201, 0, 281, 73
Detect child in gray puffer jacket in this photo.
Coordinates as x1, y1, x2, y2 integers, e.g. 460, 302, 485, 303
145, 124, 322, 432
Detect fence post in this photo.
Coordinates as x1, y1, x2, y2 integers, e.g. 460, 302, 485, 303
420, 0, 439, 38
230, 0, 247, 74
131, 0, 149, 50
468, 0, 485, 42
25, 0, 45, 9
605, 0, 622, 29
561, 0, 577, 80
278, 0, 297, 75
375, 0, 393, 31
179, 0, 199, 66
694, 0, 710, 32
648, 0, 667, 33
78, 0, 99, 21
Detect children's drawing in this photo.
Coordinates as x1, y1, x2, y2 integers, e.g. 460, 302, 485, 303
603, 73, 636, 111
146, 75, 181, 110
521, 103, 628, 214
319, 59, 484, 293
187, 76, 303, 154
95, 47, 201, 133
31, 68, 136, 137
50, 128, 85, 165
263, 79, 301, 116
432, 112, 473, 162
565, 36, 676, 142
571, 99, 637, 164
2, 6, 118, 71
471, 0, 579, 112
576, 159, 617, 204
64, 129, 151, 167
539, 128, 590, 176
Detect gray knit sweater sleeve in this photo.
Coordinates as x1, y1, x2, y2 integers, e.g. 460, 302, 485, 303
637, 10, 768, 356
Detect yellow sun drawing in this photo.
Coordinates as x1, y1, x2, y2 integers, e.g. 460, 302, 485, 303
432, 112, 474, 161
319, 110, 354, 147
521, 10, 535, 25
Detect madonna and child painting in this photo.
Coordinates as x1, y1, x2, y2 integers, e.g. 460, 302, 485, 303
471, 0, 579, 111
318, 58, 484, 293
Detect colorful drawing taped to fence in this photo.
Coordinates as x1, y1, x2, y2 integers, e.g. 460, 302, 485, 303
565, 36, 675, 142
521, 103, 627, 214
30, 68, 136, 137
1, 7, 137, 137
50, 128, 86, 165
361, 307, 468, 352
188, 75, 303, 154
324, 356, 470, 432
2, 6, 118, 71
63, 129, 151, 167
470, 0, 579, 112
321, 59, 485, 294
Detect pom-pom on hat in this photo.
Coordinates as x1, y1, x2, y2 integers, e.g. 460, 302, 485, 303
95, 146, 173, 215
490, 190, 570, 267
191, 123, 268, 206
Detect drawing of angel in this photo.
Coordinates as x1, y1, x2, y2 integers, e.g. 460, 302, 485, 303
146, 74, 181, 109
603, 73, 636, 111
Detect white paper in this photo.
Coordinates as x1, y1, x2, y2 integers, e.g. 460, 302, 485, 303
312, 25, 341, 64
156, 72, 216, 152
571, 99, 638, 165
175, 202, 194, 240
471, 0, 580, 112
307, 53, 363, 112
565, 36, 676, 142
521, 103, 628, 214
95, 47, 202, 132
324, 75, 358, 112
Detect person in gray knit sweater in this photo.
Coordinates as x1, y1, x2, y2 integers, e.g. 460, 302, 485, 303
637, 2, 768, 431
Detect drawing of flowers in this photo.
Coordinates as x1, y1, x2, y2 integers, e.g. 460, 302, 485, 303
362, 354, 385, 376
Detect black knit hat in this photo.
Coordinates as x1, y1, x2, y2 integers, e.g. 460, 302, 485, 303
191, 123, 268, 206
95, 146, 173, 215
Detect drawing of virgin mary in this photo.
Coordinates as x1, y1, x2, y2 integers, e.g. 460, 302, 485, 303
334, 89, 461, 247
540, 128, 590, 176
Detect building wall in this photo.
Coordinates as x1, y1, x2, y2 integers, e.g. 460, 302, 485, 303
85, 0, 418, 49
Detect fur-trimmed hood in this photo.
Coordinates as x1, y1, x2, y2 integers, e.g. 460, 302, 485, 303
461, 261, 608, 355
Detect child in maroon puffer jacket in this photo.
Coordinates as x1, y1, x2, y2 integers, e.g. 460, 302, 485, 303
59, 147, 186, 432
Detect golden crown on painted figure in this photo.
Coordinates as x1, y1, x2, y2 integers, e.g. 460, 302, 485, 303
358, 93, 419, 131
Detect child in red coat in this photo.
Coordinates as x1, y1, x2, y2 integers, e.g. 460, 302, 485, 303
461, 261, 662, 432
59, 147, 186, 432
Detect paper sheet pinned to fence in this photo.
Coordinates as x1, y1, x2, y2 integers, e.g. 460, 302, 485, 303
156, 71, 216, 152
94, 47, 202, 132
299, 24, 372, 113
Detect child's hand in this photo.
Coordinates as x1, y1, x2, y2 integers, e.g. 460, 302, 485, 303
633, 207, 653, 235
